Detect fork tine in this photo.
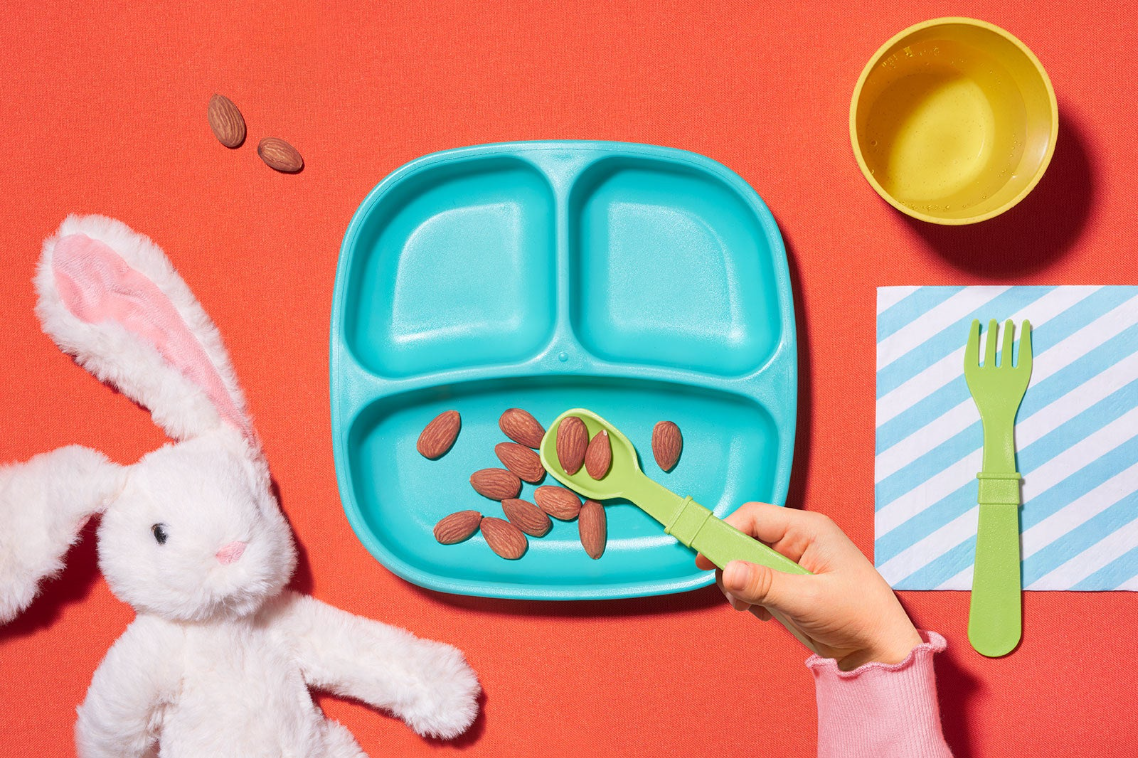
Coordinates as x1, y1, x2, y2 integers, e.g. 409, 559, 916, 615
1019, 320, 1033, 371
985, 319, 999, 367
966, 319, 981, 367
1002, 319, 1015, 368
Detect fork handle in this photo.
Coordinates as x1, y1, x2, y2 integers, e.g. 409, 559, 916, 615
968, 473, 1022, 657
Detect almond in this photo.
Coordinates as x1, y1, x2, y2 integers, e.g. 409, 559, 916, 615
499, 408, 545, 448
495, 442, 545, 483
556, 416, 588, 475
257, 137, 304, 173
534, 485, 582, 520
470, 468, 521, 500
433, 510, 482, 545
502, 498, 551, 537
480, 517, 528, 559
578, 499, 607, 559
207, 94, 246, 148
584, 429, 612, 479
652, 421, 683, 472
417, 410, 461, 459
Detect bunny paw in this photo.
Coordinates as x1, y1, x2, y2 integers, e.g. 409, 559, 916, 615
399, 641, 481, 739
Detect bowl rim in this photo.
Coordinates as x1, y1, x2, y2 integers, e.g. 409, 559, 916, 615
848, 16, 1059, 226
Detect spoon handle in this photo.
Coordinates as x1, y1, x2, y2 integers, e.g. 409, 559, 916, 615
683, 510, 809, 577
626, 477, 819, 652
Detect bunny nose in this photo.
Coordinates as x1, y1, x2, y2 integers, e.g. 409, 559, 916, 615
216, 541, 247, 565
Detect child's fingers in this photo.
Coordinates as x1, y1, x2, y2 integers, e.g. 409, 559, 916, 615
695, 553, 715, 571
722, 559, 817, 619
721, 501, 793, 542
749, 606, 773, 622
723, 502, 837, 565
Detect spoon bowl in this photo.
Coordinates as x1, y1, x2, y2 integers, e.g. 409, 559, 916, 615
539, 409, 640, 499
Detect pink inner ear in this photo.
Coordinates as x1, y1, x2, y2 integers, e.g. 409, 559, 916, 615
53, 233, 252, 439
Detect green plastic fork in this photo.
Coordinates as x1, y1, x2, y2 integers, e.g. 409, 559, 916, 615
964, 319, 1033, 657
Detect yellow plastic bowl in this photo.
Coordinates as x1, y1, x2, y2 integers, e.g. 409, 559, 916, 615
850, 18, 1057, 225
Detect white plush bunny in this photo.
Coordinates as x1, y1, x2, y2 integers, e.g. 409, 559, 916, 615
0, 215, 480, 757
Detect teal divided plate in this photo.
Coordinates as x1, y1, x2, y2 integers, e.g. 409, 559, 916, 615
330, 141, 796, 600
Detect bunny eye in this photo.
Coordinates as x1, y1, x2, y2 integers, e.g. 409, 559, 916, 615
151, 523, 169, 545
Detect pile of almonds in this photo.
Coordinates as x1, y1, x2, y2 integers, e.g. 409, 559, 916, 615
422, 407, 683, 562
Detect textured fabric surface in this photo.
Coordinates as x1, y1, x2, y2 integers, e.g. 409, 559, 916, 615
1, 2, 1136, 756
809, 631, 952, 758
876, 286, 1138, 590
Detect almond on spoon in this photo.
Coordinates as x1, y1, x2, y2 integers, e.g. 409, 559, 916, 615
556, 415, 588, 475
584, 429, 611, 479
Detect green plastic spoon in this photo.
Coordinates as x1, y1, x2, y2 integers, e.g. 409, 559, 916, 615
539, 409, 818, 652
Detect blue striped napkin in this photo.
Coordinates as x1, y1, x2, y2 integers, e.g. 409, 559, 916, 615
875, 286, 1138, 591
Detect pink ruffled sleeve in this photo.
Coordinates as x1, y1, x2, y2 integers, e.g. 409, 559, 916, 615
806, 631, 953, 758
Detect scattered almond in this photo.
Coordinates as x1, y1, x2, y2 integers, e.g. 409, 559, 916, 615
433, 510, 482, 545
480, 517, 528, 559
207, 94, 246, 148
257, 137, 304, 173
556, 416, 588, 475
502, 498, 551, 537
499, 408, 545, 448
534, 485, 582, 520
495, 442, 545, 483
652, 421, 683, 472
470, 468, 521, 500
578, 499, 607, 559
417, 410, 461, 459
584, 429, 612, 479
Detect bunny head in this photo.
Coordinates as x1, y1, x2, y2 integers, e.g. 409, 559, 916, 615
0, 215, 296, 625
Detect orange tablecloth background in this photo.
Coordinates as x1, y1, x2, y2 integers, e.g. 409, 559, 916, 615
1, 2, 1135, 755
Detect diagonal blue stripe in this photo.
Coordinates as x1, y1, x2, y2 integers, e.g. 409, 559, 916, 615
876, 324, 1138, 511
890, 537, 976, 589
1020, 435, 1138, 530
877, 379, 968, 455
878, 287, 964, 342
1023, 490, 1138, 586
875, 412, 1138, 565
875, 421, 979, 514
876, 286, 1055, 399
1018, 325, 1138, 420
1017, 378, 1138, 480
1071, 544, 1138, 590
875, 287, 1136, 454
876, 486, 972, 562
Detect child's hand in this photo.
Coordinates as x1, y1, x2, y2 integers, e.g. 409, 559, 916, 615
695, 502, 922, 670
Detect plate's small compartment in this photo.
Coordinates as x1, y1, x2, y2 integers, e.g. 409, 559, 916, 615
568, 156, 783, 377
343, 376, 781, 597
344, 157, 557, 378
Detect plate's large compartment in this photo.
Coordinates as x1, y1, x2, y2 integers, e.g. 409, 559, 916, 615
331, 142, 797, 600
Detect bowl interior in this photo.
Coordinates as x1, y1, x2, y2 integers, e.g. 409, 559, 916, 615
852, 20, 1056, 223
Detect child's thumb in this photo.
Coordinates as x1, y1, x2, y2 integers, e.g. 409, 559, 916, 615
722, 560, 810, 617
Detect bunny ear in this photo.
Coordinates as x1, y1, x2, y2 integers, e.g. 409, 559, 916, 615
36, 215, 255, 442
0, 446, 125, 625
